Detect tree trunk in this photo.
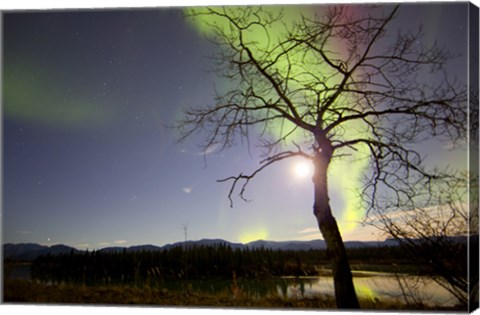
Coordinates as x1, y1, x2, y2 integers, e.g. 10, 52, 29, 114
312, 138, 359, 309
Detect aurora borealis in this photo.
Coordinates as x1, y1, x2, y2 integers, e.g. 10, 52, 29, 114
2, 2, 470, 250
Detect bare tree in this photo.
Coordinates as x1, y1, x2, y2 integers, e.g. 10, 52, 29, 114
178, 5, 467, 308
367, 174, 478, 308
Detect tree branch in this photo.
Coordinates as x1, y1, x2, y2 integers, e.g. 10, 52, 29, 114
218, 149, 312, 207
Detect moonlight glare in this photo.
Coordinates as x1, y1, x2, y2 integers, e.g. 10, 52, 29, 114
293, 159, 314, 179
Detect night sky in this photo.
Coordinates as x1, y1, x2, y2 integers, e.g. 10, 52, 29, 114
2, 3, 470, 250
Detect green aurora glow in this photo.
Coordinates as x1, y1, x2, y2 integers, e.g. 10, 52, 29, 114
185, 5, 371, 234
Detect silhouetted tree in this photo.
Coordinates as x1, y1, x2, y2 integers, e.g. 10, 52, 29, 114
179, 5, 467, 308
368, 174, 478, 308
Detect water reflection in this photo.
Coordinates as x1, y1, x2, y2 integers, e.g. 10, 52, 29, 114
179, 273, 456, 306
278, 273, 459, 307
11, 261, 459, 307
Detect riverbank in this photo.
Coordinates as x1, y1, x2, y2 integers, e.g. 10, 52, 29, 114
3, 279, 464, 311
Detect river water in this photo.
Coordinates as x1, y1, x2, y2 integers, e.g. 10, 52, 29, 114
6, 263, 460, 307
278, 271, 459, 307
153, 271, 460, 307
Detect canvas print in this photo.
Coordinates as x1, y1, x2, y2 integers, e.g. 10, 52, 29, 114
2, 1, 479, 312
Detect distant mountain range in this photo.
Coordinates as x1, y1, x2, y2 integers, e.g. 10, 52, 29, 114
3, 243, 80, 260
3, 238, 399, 261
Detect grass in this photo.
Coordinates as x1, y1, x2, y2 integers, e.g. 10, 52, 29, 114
3, 279, 465, 311
3, 279, 336, 308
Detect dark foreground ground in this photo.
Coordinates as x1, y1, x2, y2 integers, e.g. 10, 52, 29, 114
3, 279, 465, 311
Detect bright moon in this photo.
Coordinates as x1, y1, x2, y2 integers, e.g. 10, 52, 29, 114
293, 160, 313, 179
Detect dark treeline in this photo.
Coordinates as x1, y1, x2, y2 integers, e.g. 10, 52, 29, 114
31, 244, 407, 286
